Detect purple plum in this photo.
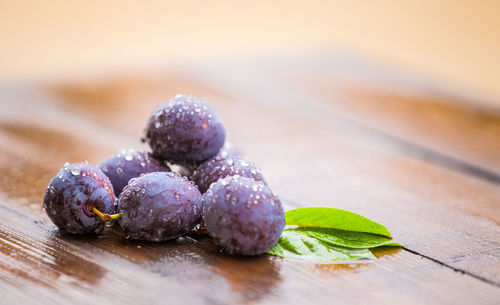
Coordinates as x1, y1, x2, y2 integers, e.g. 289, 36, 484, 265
118, 172, 202, 241
191, 155, 265, 193
99, 148, 170, 196
43, 162, 115, 234
143, 94, 226, 163
202, 176, 285, 255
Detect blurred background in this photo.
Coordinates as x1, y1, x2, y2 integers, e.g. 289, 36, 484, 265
1, 0, 500, 105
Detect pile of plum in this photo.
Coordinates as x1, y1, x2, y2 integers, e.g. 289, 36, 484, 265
43, 94, 285, 256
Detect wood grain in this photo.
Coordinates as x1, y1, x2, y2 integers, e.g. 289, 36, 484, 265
2, 199, 499, 305
308, 81, 500, 175
1, 57, 500, 304
187, 56, 500, 175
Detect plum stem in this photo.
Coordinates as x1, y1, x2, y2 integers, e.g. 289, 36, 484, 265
89, 205, 121, 222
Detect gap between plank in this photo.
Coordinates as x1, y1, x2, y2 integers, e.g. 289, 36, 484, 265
284, 95, 500, 186
358, 123, 500, 185
403, 247, 500, 288
282, 197, 500, 289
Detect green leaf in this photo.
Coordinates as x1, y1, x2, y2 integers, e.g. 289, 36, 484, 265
285, 207, 392, 238
266, 230, 375, 261
289, 227, 403, 249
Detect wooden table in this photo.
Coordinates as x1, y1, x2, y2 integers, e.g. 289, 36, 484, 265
1, 55, 499, 304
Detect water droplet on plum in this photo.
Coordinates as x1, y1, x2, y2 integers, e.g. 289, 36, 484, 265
70, 167, 81, 176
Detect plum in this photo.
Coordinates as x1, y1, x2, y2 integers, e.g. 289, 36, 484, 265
99, 148, 170, 196
174, 142, 239, 178
191, 155, 265, 193
43, 162, 115, 234
143, 94, 226, 163
202, 176, 285, 255
118, 172, 202, 241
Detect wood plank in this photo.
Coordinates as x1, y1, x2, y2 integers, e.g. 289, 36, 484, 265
309, 81, 500, 177
47, 72, 500, 284
188, 56, 500, 175
0, 198, 500, 304
0, 69, 499, 303
1, 191, 500, 305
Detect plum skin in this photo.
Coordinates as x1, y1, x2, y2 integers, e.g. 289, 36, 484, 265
174, 142, 239, 179
43, 162, 115, 234
143, 94, 226, 163
192, 155, 265, 193
202, 176, 285, 256
99, 148, 170, 197
118, 172, 202, 241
